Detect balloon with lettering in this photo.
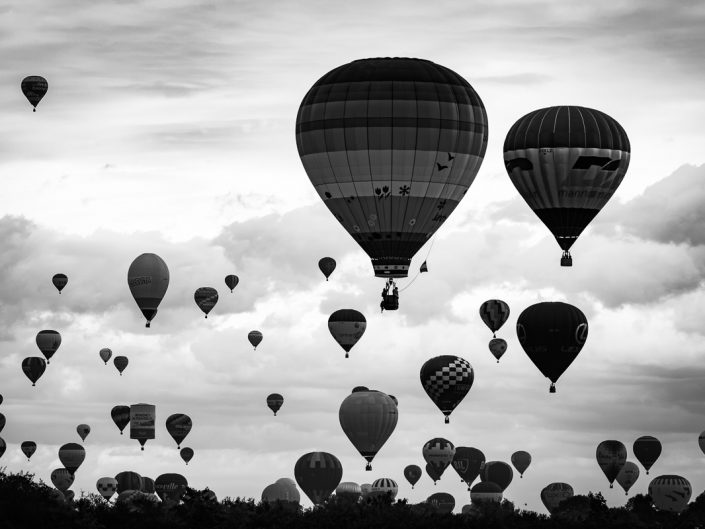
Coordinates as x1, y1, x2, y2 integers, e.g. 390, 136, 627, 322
296, 58, 488, 280
328, 309, 366, 358
596, 440, 627, 488
22, 357, 46, 386
21, 76, 48, 111
130, 403, 155, 451
127, 253, 170, 328
155, 473, 188, 505
452, 446, 485, 488
540, 482, 573, 514
194, 287, 218, 318
427, 492, 455, 514
318, 257, 336, 281
503, 106, 630, 266
165, 414, 192, 449
36, 330, 61, 364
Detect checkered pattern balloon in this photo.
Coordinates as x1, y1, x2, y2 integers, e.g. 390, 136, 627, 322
420, 355, 474, 423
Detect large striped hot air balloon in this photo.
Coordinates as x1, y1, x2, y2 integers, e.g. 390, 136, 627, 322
328, 309, 366, 358
296, 57, 488, 303
127, 253, 169, 328
503, 106, 630, 266
339, 391, 398, 470
370, 478, 398, 500
294, 451, 342, 505
649, 475, 691, 513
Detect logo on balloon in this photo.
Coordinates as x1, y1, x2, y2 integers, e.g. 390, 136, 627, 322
575, 323, 588, 345
516, 323, 526, 344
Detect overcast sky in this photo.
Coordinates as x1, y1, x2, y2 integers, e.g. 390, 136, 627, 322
1, 0, 705, 514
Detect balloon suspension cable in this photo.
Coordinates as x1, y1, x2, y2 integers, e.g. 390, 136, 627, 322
399, 237, 436, 293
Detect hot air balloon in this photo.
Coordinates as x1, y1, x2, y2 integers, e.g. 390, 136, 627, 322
296, 58, 488, 307
76, 424, 90, 442
262, 482, 300, 506
451, 447, 485, 489
404, 464, 422, 489
428, 492, 455, 514
248, 330, 263, 350
180, 447, 194, 465
22, 357, 46, 386
480, 461, 513, 492
51, 468, 74, 491
51, 273, 67, 292
111, 405, 130, 434
21, 76, 48, 111
155, 473, 188, 505
165, 414, 192, 448
0, 394, 3, 405
194, 287, 218, 318
115, 471, 144, 493
97, 477, 118, 501
504, 106, 630, 266
141, 476, 155, 494
267, 393, 284, 416
127, 253, 169, 327
470, 481, 502, 504
58, 443, 85, 475
649, 475, 691, 513
596, 440, 627, 488
130, 403, 155, 450
318, 257, 336, 281
0, 413, 4, 434
275, 478, 301, 505
479, 300, 510, 337
0, 437, 5, 458
488, 338, 507, 363
699, 431, 705, 455
511, 451, 531, 478
352, 386, 369, 393
616, 461, 639, 495
360, 483, 373, 500
339, 391, 397, 470
633, 435, 661, 475
99, 348, 112, 364
426, 462, 442, 485
294, 452, 342, 505
423, 438, 456, 480
113, 356, 128, 375
225, 274, 239, 292
516, 302, 588, 393
335, 481, 362, 502
420, 355, 474, 423
36, 330, 61, 364
328, 309, 366, 358
370, 478, 398, 500
540, 482, 573, 514
21, 441, 37, 461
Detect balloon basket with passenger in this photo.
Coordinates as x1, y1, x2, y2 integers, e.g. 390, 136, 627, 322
380, 279, 399, 312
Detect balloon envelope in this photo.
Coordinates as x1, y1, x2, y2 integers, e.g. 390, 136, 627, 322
51, 468, 74, 491
451, 447, 485, 487
0, 413, 4, 434
511, 451, 531, 477
633, 435, 661, 474
420, 355, 473, 422
36, 330, 61, 363
267, 393, 284, 415
370, 478, 398, 500
335, 481, 362, 502
248, 330, 263, 349
616, 461, 640, 495
21, 441, 37, 460
596, 440, 627, 487
22, 357, 46, 386
516, 302, 588, 392
423, 438, 456, 478
339, 391, 398, 470
470, 481, 502, 504
328, 309, 366, 357
180, 447, 194, 464
165, 414, 192, 448
540, 482, 573, 514
99, 348, 112, 364
427, 492, 455, 514
425, 462, 442, 484
111, 405, 130, 434
296, 58, 488, 278
113, 356, 128, 375
224, 274, 239, 292
318, 257, 336, 280
479, 300, 510, 335
194, 287, 218, 317
127, 253, 169, 327
76, 424, 90, 442
0, 437, 5, 458
294, 451, 342, 505
21, 76, 48, 110
51, 272, 66, 291
115, 471, 143, 494
488, 338, 507, 362
130, 403, 155, 450
155, 473, 188, 504
96, 477, 118, 500
480, 461, 513, 492
649, 475, 691, 513
404, 464, 422, 488
58, 443, 85, 475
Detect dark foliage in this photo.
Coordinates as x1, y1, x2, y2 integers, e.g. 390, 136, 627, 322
1, 470, 704, 529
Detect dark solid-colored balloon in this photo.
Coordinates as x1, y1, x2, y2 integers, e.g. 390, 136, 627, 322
127, 253, 169, 327
0, 437, 4, 459
479, 300, 510, 336
488, 338, 507, 363
0, 394, 3, 405
224, 274, 239, 292
267, 393, 284, 416
352, 386, 369, 393
0, 413, 4, 434
511, 451, 531, 478
404, 464, 422, 488
541, 482, 573, 514
111, 405, 130, 434
633, 436, 662, 475
22, 357, 46, 386
141, 476, 155, 494
516, 302, 588, 392
21, 441, 37, 460
51, 273, 67, 293
36, 330, 61, 364
248, 330, 263, 350
51, 468, 74, 491
99, 348, 112, 364
165, 414, 192, 448
596, 440, 627, 488
297, 58, 488, 279
76, 424, 90, 442
318, 257, 336, 280
180, 447, 194, 465
194, 287, 218, 318
480, 461, 513, 492
452, 447, 485, 488
420, 355, 474, 423
427, 492, 455, 514
58, 443, 85, 475
115, 471, 143, 493
426, 462, 442, 484
21, 76, 48, 111
294, 452, 343, 505
155, 473, 188, 504
471, 481, 503, 504
328, 309, 366, 358
113, 356, 129, 375
504, 106, 630, 265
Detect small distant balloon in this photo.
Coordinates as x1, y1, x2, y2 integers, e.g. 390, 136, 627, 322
318, 257, 336, 281
511, 451, 531, 478
22, 357, 46, 386
488, 338, 507, 363
404, 464, 422, 488
267, 393, 284, 416
21, 76, 48, 111
616, 461, 640, 495
425, 462, 442, 485
58, 443, 85, 475
180, 447, 194, 465
36, 330, 61, 364
76, 424, 90, 442
194, 287, 218, 318
113, 356, 128, 375
420, 355, 473, 423
21, 441, 37, 461
111, 405, 130, 435
248, 330, 263, 350
165, 414, 192, 449
328, 309, 366, 358
99, 348, 112, 364
479, 299, 510, 337
127, 253, 169, 328
224, 274, 239, 292
633, 435, 661, 475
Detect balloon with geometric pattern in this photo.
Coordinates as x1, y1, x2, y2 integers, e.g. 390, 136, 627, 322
370, 478, 398, 500
21, 76, 48, 111
96, 477, 118, 501
420, 355, 474, 423
479, 299, 510, 337
165, 414, 192, 449
294, 451, 343, 505
633, 435, 661, 475
503, 106, 630, 266
296, 58, 488, 281
422, 438, 456, 480
427, 492, 456, 514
